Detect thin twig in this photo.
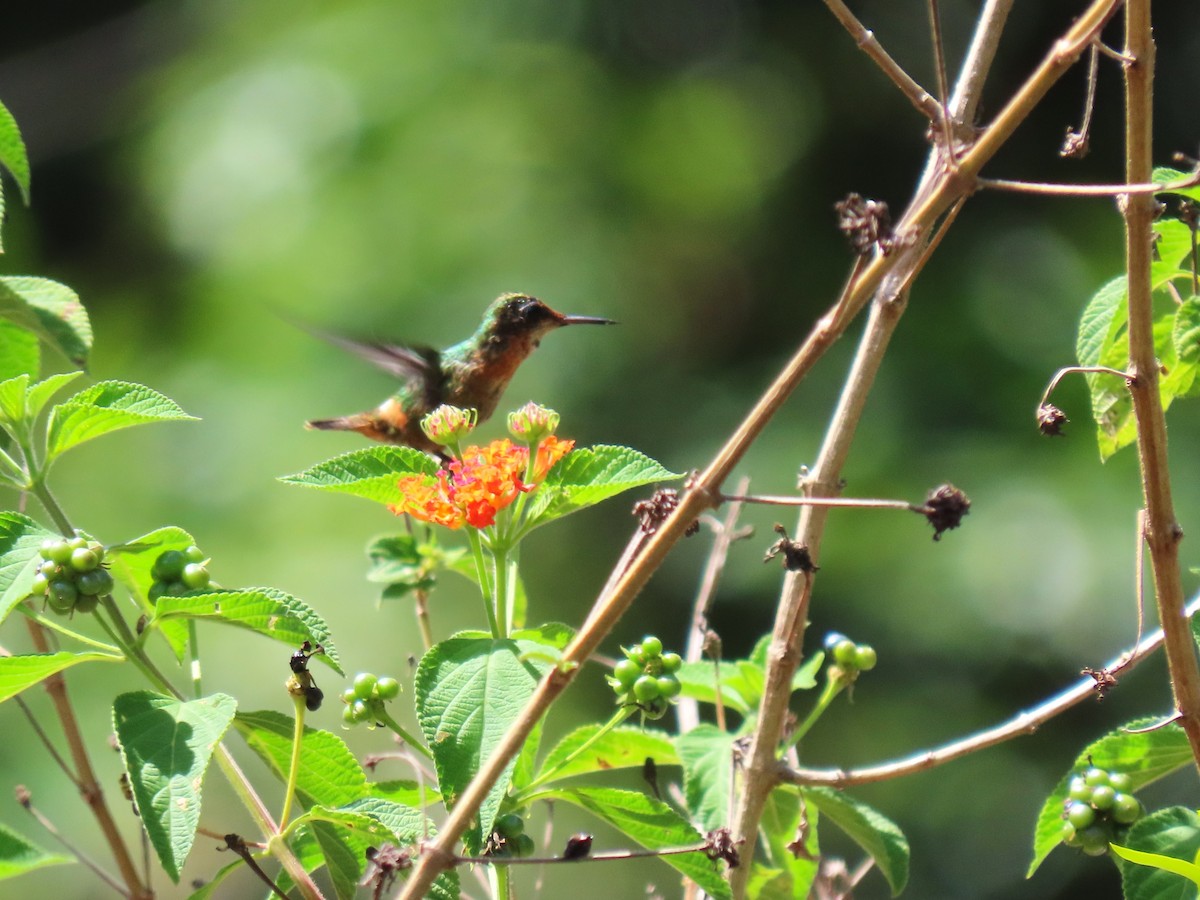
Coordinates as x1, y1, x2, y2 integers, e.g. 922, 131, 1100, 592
18, 788, 127, 896
454, 841, 711, 866
12, 694, 79, 787
822, 0, 944, 124
1039, 364, 1134, 410
926, 0, 957, 159
781, 594, 1200, 788
978, 167, 1200, 196
721, 493, 921, 512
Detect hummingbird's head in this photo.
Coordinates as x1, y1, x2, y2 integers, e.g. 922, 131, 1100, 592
484, 293, 615, 347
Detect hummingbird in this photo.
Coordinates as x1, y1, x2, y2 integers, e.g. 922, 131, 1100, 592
305, 293, 615, 454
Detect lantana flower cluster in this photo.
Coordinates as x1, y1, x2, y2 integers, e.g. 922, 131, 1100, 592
390, 404, 572, 530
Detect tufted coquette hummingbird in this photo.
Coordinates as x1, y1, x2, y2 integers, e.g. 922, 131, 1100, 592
305, 293, 615, 455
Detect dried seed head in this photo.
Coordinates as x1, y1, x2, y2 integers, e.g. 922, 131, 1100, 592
632, 489, 699, 536
1060, 127, 1090, 159
923, 484, 970, 541
764, 524, 819, 572
706, 827, 741, 868
1037, 403, 1069, 437
835, 193, 895, 256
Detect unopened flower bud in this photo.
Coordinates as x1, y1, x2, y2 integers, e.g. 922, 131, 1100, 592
507, 402, 560, 443
420, 405, 478, 446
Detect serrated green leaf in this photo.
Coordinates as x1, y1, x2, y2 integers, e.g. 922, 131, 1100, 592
0, 513, 55, 625
309, 820, 363, 900
105, 526, 197, 661
804, 786, 909, 896
534, 786, 731, 899
1028, 717, 1191, 877
1174, 297, 1200, 399
1155, 166, 1200, 204
0, 374, 28, 425
337, 797, 459, 900
279, 446, 438, 506
415, 636, 549, 852
0, 820, 71, 881
1154, 219, 1198, 285
367, 779, 440, 808
529, 724, 677, 792
751, 786, 819, 900
25, 371, 82, 421
236, 710, 368, 808
0, 322, 38, 384
112, 691, 237, 883
524, 445, 680, 530
0, 101, 29, 206
0, 277, 91, 369
153, 587, 342, 674
677, 724, 735, 833
0, 651, 120, 704
46, 380, 195, 460
1115, 807, 1200, 899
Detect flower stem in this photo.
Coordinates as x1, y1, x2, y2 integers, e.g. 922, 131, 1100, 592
466, 528, 501, 639
377, 709, 434, 761
493, 544, 511, 639
783, 675, 843, 752
280, 692, 306, 828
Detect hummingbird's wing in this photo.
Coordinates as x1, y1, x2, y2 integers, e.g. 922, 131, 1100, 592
316, 332, 442, 382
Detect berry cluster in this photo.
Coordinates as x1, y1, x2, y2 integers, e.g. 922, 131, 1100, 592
608, 636, 682, 719
823, 632, 877, 684
32, 535, 114, 615
1061, 767, 1144, 856
147, 547, 211, 602
340, 672, 400, 727
487, 813, 534, 858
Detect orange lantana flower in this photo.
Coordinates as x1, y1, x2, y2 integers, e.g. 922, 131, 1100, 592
391, 437, 574, 530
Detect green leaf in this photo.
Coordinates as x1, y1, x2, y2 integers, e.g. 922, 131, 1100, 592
531, 724, 677, 789
105, 526, 198, 660
0, 322, 38, 383
415, 636, 549, 852
0, 277, 91, 369
1028, 717, 1191, 876
235, 710, 368, 808
26, 371, 83, 421
1155, 166, 1200, 204
677, 724, 735, 833
804, 786, 909, 896
112, 691, 237, 883
279, 446, 438, 506
0, 100, 30, 206
0, 651, 120, 704
152, 586, 343, 674
750, 786, 819, 900
367, 779, 440, 808
46, 380, 195, 460
338, 797, 459, 900
1115, 807, 1200, 899
535, 786, 731, 899
0, 513, 55, 626
0, 820, 71, 881
524, 445, 680, 530
1174, 297, 1200, 398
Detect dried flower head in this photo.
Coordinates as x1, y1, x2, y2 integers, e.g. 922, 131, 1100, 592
923, 484, 970, 541
835, 193, 895, 256
1037, 403, 1069, 437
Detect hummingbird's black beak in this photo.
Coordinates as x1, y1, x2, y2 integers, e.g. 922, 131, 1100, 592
559, 314, 618, 326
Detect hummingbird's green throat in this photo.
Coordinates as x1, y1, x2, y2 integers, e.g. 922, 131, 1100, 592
305, 293, 615, 455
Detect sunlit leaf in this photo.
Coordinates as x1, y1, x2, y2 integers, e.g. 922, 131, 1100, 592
1114, 807, 1200, 899
0, 651, 120, 705
279, 446, 437, 506
804, 786, 908, 895
0, 821, 71, 881
46, 380, 195, 460
0, 277, 91, 369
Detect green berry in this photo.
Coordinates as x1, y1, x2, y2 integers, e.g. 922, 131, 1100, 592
640, 636, 663, 659
165, 581, 187, 597
29, 573, 49, 596
512, 834, 534, 858
340, 687, 357, 705
853, 645, 877, 671
1067, 776, 1092, 802
633, 674, 660, 702
660, 652, 682, 673
181, 563, 210, 590
613, 658, 641, 689
67, 536, 87, 552
1076, 823, 1112, 857
341, 705, 358, 726
494, 814, 524, 839
38, 538, 56, 561
824, 632, 848, 651
353, 673, 378, 700
349, 699, 370, 722
1061, 822, 1079, 846
375, 676, 400, 700
1111, 793, 1142, 825
76, 568, 113, 597
184, 545, 205, 563
69, 547, 99, 573
1066, 802, 1096, 830
1091, 785, 1116, 811
86, 542, 105, 563
47, 540, 72, 564
640, 696, 669, 719
832, 639, 858, 667
623, 644, 646, 666
657, 675, 682, 699
1108, 772, 1133, 793
73, 593, 99, 614
40, 560, 62, 579
152, 550, 186, 582
1083, 767, 1110, 788
46, 580, 77, 612
148, 582, 167, 603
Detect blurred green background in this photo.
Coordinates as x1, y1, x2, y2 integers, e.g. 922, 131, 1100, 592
1, 1, 1198, 897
